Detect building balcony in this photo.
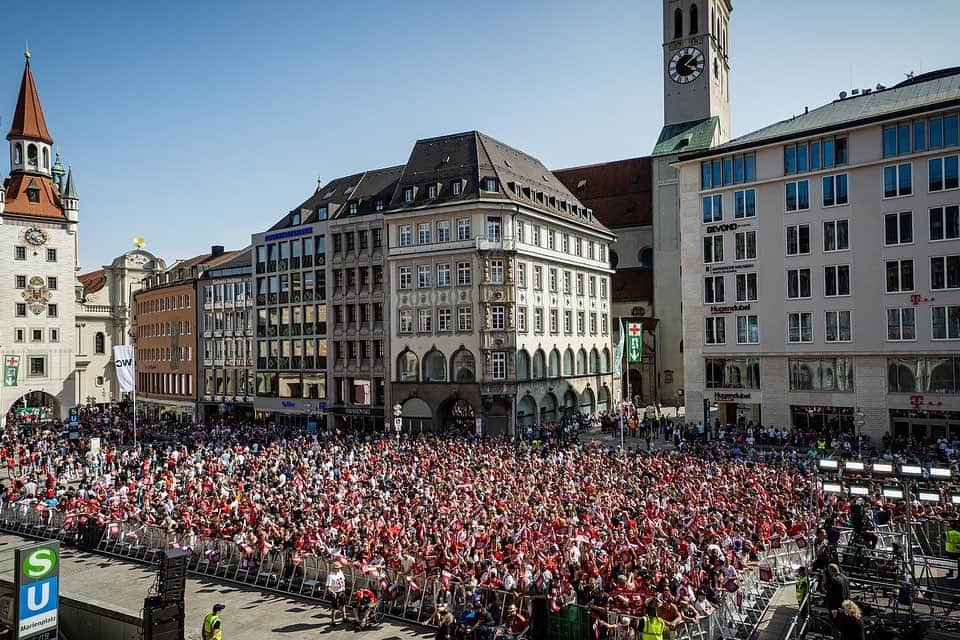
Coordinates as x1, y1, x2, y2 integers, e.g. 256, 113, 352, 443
481, 382, 516, 397
476, 237, 515, 252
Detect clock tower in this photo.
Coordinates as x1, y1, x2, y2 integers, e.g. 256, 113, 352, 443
648, 0, 731, 409
662, 0, 731, 138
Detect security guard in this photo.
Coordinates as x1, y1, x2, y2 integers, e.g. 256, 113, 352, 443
639, 601, 666, 640
946, 520, 960, 581
202, 603, 225, 640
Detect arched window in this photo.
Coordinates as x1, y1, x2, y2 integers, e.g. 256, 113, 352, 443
27, 144, 37, 168
673, 7, 683, 39
576, 349, 587, 375
41, 147, 49, 170
532, 349, 546, 380
639, 248, 654, 268
14, 143, 22, 165
589, 348, 600, 374
563, 349, 574, 376
451, 348, 476, 382
601, 348, 611, 373
397, 350, 419, 382
548, 349, 560, 378
609, 250, 619, 269
423, 349, 447, 382
516, 350, 530, 381
689, 4, 699, 34
95, 332, 105, 354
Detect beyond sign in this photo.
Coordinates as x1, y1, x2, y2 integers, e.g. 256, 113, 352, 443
15, 541, 59, 640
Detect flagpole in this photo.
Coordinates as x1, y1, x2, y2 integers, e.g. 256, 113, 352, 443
132, 348, 137, 449
619, 320, 625, 450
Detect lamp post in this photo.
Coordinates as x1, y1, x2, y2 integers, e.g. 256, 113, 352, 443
393, 403, 402, 442
853, 409, 865, 459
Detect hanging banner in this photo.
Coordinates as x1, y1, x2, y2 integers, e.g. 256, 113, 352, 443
627, 323, 643, 363
613, 319, 625, 377
113, 345, 136, 392
4, 355, 20, 387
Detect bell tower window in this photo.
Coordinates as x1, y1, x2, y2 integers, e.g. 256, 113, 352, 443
14, 143, 22, 165
673, 7, 683, 39
27, 144, 37, 168
689, 4, 699, 34
42, 147, 49, 170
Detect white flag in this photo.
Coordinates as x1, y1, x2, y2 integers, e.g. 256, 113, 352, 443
113, 345, 136, 392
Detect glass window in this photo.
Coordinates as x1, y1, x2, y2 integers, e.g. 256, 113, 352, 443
824, 265, 850, 296
702, 194, 722, 223
945, 114, 959, 146
932, 305, 960, 340
883, 125, 898, 158
703, 235, 723, 263
786, 224, 809, 256
784, 145, 796, 175
701, 162, 712, 189
704, 275, 724, 303
884, 211, 913, 245
787, 268, 811, 299
887, 308, 916, 341
705, 357, 761, 389
704, 317, 725, 344
736, 315, 759, 344
931, 255, 960, 290
914, 121, 926, 152
823, 220, 849, 251
930, 116, 944, 149
735, 231, 756, 260
744, 154, 756, 181
785, 180, 809, 212
885, 259, 914, 292
736, 273, 757, 302
788, 312, 813, 343
930, 206, 960, 241
734, 189, 755, 218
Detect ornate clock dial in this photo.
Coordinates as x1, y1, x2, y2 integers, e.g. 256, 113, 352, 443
669, 47, 705, 84
24, 227, 48, 247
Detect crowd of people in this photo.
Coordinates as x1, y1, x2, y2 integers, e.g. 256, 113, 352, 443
0, 407, 957, 638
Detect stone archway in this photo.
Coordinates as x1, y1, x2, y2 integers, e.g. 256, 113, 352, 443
440, 397, 477, 435
517, 395, 537, 428
400, 397, 432, 434
5, 390, 61, 425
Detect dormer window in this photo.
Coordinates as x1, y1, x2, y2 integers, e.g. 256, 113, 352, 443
375, 199, 384, 211
317, 205, 328, 220
452, 181, 462, 196
404, 187, 414, 203
291, 212, 301, 225
483, 177, 498, 192
26, 180, 40, 203
349, 202, 358, 215
427, 184, 438, 199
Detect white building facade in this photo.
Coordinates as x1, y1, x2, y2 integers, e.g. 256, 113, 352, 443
678, 68, 960, 441
0, 55, 79, 422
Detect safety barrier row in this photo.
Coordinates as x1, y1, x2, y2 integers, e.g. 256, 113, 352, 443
0, 499, 801, 640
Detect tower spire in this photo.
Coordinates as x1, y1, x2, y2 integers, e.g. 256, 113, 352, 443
7, 52, 52, 144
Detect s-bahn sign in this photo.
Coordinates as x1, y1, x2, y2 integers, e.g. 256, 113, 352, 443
15, 541, 59, 640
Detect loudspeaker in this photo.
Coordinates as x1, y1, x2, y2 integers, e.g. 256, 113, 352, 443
144, 595, 184, 640
159, 549, 189, 602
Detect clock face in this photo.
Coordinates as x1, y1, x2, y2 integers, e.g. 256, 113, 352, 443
669, 47, 705, 84
24, 227, 48, 247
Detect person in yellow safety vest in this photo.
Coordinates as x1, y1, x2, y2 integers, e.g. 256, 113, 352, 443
946, 521, 960, 582
202, 603, 225, 640
817, 439, 827, 452
638, 601, 666, 640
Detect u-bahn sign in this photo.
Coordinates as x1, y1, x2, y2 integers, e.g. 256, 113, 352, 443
15, 541, 59, 640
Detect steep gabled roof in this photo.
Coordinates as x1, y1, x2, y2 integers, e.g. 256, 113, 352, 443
554, 157, 653, 228
6, 59, 52, 144
2, 173, 64, 220
78, 269, 106, 296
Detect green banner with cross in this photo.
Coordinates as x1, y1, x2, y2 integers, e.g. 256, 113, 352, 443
627, 323, 643, 363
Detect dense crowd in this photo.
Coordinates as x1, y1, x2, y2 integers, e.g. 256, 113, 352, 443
0, 412, 957, 630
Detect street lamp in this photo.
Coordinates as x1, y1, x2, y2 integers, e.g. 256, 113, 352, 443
392, 403, 402, 441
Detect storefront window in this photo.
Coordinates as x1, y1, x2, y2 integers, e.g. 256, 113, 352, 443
887, 356, 960, 393
788, 358, 854, 392
705, 357, 761, 389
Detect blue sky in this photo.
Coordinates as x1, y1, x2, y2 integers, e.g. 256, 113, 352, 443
2, 0, 958, 272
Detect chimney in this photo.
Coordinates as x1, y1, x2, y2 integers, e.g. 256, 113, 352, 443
211, 245, 225, 257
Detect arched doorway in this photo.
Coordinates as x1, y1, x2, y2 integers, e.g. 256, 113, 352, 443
540, 393, 558, 424
563, 389, 577, 418
598, 385, 610, 412
517, 395, 537, 428
401, 397, 431, 434
628, 369, 642, 403
580, 387, 596, 416
6, 391, 61, 425
441, 398, 477, 435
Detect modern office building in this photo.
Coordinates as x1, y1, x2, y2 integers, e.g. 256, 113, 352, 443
251, 189, 331, 425
76, 247, 166, 408
0, 53, 80, 422
133, 247, 231, 422
197, 247, 254, 420
386, 131, 616, 436
327, 166, 401, 432
677, 67, 960, 440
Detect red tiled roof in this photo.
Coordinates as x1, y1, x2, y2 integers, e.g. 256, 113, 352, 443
553, 157, 652, 228
6, 61, 52, 144
2, 173, 64, 220
78, 269, 106, 295
612, 268, 653, 302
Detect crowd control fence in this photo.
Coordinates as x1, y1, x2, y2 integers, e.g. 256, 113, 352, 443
0, 500, 817, 639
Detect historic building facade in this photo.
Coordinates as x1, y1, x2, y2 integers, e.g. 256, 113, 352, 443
385, 131, 615, 436
198, 247, 254, 420
77, 247, 166, 408
327, 166, 400, 432
677, 68, 960, 440
0, 54, 79, 422
133, 248, 231, 421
